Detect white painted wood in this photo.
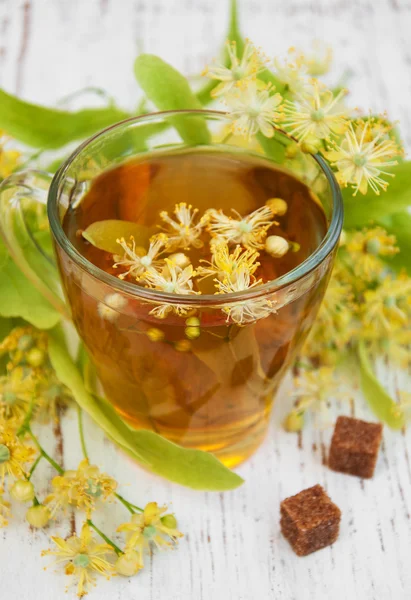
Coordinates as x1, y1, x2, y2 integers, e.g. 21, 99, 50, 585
0, 1, 410, 598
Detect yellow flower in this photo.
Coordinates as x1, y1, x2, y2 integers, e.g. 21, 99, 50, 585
0, 326, 48, 369
0, 428, 36, 482
216, 267, 276, 325
206, 206, 277, 250
0, 131, 21, 179
284, 79, 348, 142
203, 39, 266, 97
344, 227, 398, 282
302, 273, 355, 362
300, 41, 333, 76
42, 522, 114, 597
114, 550, 142, 577
197, 242, 260, 281
325, 119, 401, 195
118, 502, 183, 567
142, 262, 200, 319
113, 235, 167, 280
291, 367, 342, 418
0, 367, 35, 424
361, 276, 411, 334
159, 203, 205, 251
273, 49, 308, 94
45, 459, 117, 518
224, 81, 283, 139
0, 487, 10, 527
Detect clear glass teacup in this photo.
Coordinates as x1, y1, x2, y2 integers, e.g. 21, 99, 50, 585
0, 111, 343, 467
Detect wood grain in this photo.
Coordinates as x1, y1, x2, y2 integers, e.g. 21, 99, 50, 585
0, 1, 410, 598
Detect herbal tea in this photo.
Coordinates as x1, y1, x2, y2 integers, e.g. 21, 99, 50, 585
61, 149, 328, 467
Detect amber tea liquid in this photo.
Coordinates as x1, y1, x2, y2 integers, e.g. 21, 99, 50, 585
61, 149, 328, 467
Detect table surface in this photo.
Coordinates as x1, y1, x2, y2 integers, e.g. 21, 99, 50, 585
1, 1, 411, 599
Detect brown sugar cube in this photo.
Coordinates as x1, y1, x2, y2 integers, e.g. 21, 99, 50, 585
280, 485, 341, 556
329, 416, 383, 479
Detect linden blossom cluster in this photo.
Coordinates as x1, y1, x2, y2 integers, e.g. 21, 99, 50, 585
0, 327, 183, 597
204, 40, 404, 196
103, 198, 291, 325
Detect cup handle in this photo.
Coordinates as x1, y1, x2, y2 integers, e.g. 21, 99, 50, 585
0, 169, 70, 319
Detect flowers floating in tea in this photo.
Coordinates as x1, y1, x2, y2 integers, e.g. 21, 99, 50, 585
60, 149, 329, 466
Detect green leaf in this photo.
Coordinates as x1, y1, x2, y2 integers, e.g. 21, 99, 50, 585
48, 333, 243, 491
82, 220, 154, 254
378, 211, 411, 274
343, 161, 411, 229
0, 238, 60, 329
256, 133, 287, 163
134, 55, 210, 145
0, 88, 130, 149
358, 341, 404, 429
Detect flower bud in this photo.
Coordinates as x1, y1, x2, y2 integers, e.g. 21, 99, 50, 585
265, 235, 289, 258
26, 348, 46, 368
175, 340, 191, 352
0, 444, 10, 464
17, 335, 34, 351
114, 550, 142, 577
26, 505, 50, 528
168, 253, 190, 269
285, 141, 300, 158
300, 139, 321, 154
146, 328, 165, 342
365, 238, 381, 256
161, 514, 177, 529
10, 480, 35, 503
265, 198, 288, 216
283, 411, 304, 432
185, 316, 201, 340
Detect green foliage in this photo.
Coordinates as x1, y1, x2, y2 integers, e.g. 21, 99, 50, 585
358, 341, 404, 429
0, 88, 130, 149
0, 237, 60, 329
134, 55, 210, 145
48, 333, 244, 491
82, 220, 153, 254
343, 161, 411, 229
378, 212, 411, 274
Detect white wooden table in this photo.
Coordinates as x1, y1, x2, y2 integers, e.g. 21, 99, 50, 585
1, 1, 411, 598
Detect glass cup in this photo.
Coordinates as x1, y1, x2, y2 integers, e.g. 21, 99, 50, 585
0, 111, 343, 467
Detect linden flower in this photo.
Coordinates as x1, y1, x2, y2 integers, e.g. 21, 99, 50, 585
113, 235, 167, 280
42, 522, 114, 598
273, 49, 308, 95
206, 206, 277, 250
216, 266, 276, 325
325, 120, 401, 195
0, 367, 35, 423
301, 41, 333, 76
159, 203, 204, 250
45, 459, 117, 518
197, 242, 260, 281
118, 501, 183, 566
283, 80, 348, 142
344, 227, 398, 282
224, 81, 283, 139
291, 366, 341, 418
97, 293, 127, 323
302, 274, 356, 363
142, 261, 199, 319
0, 428, 36, 482
361, 276, 411, 334
0, 488, 10, 527
203, 39, 266, 97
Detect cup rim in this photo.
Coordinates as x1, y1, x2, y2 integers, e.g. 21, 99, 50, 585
48, 109, 343, 306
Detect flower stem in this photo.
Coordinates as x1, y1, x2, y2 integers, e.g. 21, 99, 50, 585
27, 427, 64, 475
87, 519, 122, 555
28, 455, 42, 480
114, 492, 143, 514
77, 406, 89, 460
